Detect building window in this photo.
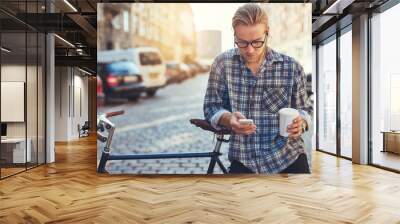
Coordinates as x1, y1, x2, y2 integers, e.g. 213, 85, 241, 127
111, 14, 121, 30
371, 3, 400, 171
318, 36, 337, 155
132, 14, 138, 34
139, 20, 145, 36
1, 2, 46, 179
123, 10, 129, 33
340, 29, 352, 158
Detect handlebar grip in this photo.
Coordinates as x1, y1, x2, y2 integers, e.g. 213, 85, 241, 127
106, 110, 124, 118
97, 132, 108, 142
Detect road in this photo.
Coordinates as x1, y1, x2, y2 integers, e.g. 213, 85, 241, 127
97, 74, 230, 174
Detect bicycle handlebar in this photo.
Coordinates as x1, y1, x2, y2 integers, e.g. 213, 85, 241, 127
97, 110, 124, 150
97, 132, 108, 142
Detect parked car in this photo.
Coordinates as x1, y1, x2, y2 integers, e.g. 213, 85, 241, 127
191, 61, 209, 74
165, 61, 189, 84
97, 75, 104, 106
98, 47, 166, 97
180, 63, 191, 79
97, 61, 145, 103
198, 61, 211, 73
186, 63, 198, 77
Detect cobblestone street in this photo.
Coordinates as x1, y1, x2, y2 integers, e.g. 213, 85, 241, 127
98, 74, 230, 174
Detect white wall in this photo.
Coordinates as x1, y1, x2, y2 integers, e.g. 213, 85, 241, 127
1, 65, 26, 138
55, 66, 69, 141
1, 64, 46, 164
73, 73, 89, 136
54, 67, 89, 141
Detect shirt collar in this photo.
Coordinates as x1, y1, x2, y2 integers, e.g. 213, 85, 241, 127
233, 47, 284, 65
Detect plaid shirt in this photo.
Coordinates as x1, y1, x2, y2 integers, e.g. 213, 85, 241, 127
203, 48, 313, 174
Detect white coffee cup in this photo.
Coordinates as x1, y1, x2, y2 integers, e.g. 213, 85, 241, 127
278, 108, 299, 137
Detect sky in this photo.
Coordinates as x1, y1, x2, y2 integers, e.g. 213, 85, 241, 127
190, 3, 245, 52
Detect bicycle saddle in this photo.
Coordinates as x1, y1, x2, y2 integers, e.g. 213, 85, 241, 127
190, 119, 231, 135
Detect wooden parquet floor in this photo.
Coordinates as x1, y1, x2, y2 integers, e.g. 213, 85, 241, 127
1, 135, 400, 224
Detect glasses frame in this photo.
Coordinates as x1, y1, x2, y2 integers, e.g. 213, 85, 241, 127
234, 33, 267, 49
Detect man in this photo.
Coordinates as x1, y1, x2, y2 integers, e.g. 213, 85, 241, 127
203, 3, 313, 174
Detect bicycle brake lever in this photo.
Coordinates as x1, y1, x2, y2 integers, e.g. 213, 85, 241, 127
97, 123, 105, 132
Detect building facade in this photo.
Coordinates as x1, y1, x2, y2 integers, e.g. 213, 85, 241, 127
196, 30, 222, 61
98, 3, 197, 62
262, 3, 312, 74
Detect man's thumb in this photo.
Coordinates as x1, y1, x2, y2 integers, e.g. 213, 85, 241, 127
233, 111, 245, 119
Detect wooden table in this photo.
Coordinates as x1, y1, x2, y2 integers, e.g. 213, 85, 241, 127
381, 131, 400, 154
1, 138, 31, 163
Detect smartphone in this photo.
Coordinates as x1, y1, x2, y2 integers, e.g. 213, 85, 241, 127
239, 119, 254, 125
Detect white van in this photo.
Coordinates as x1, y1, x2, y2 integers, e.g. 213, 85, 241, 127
98, 47, 166, 96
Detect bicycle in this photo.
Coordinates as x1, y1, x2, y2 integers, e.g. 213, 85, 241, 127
97, 110, 230, 174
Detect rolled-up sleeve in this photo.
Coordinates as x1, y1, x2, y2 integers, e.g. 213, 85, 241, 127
291, 63, 313, 131
203, 55, 231, 130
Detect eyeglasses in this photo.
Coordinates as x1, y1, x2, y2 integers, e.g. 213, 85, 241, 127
235, 33, 267, 49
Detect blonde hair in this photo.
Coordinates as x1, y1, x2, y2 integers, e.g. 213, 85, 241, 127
232, 3, 269, 31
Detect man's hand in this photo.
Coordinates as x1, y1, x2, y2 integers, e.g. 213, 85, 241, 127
229, 112, 257, 135
287, 116, 306, 138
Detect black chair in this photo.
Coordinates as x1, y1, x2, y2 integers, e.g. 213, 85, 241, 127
78, 121, 90, 138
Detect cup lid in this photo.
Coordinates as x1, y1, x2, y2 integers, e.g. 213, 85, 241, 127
278, 108, 299, 116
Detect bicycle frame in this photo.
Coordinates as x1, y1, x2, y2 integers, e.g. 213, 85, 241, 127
97, 111, 229, 174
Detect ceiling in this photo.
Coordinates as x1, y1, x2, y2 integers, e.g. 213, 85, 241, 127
0, 0, 98, 73
311, 0, 390, 43
0, 0, 394, 73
